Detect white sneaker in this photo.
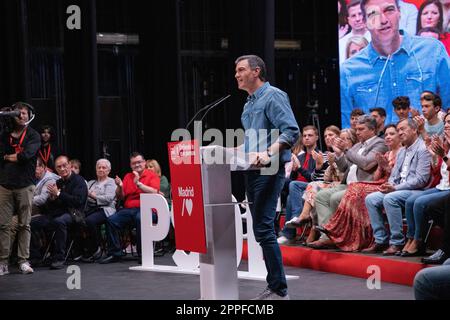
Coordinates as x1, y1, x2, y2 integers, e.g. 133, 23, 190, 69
0, 263, 9, 276
277, 235, 295, 245
252, 288, 290, 300
19, 262, 34, 274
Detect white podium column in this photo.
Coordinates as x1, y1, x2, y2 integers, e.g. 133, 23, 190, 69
199, 161, 238, 300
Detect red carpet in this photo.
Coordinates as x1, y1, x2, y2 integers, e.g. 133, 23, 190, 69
242, 242, 431, 286
252, 216, 445, 286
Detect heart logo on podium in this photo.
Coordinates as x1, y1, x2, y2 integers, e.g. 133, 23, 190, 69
185, 198, 193, 216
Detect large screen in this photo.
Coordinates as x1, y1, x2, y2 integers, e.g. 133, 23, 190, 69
338, 0, 450, 128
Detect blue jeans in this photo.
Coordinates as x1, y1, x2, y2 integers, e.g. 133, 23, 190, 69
106, 208, 141, 257
280, 181, 308, 239
405, 188, 450, 240
365, 190, 421, 246
414, 259, 450, 300
245, 169, 287, 296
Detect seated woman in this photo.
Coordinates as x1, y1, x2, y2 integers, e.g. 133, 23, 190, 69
315, 124, 402, 252
285, 128, 357, 244
81, 158, 116, 262
146, 159, 171, 207
402, 113, 450, 256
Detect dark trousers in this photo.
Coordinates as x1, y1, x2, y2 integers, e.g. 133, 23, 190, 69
245, 169, 287, 296
84, 209, 107, 254
30, 213, 73, 261
427, 193, 450, 254
106, 208, 141, 257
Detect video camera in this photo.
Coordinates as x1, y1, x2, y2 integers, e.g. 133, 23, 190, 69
0, 102, 35, 135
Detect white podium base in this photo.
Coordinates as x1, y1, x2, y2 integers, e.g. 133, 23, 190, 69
130, 265, 299, 281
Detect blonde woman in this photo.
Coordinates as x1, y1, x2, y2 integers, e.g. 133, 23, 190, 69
345, 35, 369, 60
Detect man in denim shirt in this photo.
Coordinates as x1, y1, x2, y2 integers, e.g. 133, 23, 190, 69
340, 0, 450, 128
235, 55, 299, 300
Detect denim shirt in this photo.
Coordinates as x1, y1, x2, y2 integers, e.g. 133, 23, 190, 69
241, 82, 300, 165
340, 32, 450, 128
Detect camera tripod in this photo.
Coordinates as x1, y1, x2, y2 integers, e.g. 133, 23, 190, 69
306, 100, 323, 151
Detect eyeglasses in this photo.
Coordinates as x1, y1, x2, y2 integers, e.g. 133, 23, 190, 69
130, 160, 144, 166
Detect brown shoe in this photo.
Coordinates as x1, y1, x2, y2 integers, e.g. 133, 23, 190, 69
361, 243, 389, 254
307, 239, 336, 250
383, 245, 404, 256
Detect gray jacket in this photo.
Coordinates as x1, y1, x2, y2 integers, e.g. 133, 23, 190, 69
33, 171, 60, 207
86, 177, 117, 217
336, 135, 388, 183
389, 137, 431, 190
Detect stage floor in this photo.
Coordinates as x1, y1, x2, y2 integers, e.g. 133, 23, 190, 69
0, 254, 414, 300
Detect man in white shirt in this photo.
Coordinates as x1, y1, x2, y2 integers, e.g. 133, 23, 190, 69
339, 0, 372, 64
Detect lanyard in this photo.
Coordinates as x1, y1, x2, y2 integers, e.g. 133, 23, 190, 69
9, 128, 28, 154
39, 144, 52, 165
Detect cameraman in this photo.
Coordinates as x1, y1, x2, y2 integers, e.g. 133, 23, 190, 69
0, 102, 40, 275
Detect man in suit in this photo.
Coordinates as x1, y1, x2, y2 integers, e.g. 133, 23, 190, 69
364, 118, 431, 255
309, 115, 388, 249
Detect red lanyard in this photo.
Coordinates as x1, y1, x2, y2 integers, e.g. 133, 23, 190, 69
39, 144, 52, 165
9, 128, 27, 154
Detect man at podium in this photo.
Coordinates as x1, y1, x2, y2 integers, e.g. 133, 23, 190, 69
235, 55, 300, 300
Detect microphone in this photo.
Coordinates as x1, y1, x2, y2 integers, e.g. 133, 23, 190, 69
199, 94, 231, 124
0, 110, 20, 117
185, 94, 231, 130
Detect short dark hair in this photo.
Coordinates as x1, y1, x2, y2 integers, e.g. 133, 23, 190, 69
130, 151, 145, 160
235, 55, 267, 81
392, 96, 410, 109
384, 123, 397, 132
348, 0, 362, 12
369, 107, 386, 118
360, 0, 399, 19
350, 108, 365, 118
421, 91, 442, 108
302, 125, 319, 136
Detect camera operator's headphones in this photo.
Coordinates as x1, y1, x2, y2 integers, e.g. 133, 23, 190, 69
11, 101, 35, 125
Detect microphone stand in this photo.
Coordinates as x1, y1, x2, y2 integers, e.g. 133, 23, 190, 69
185, 94, 231, 130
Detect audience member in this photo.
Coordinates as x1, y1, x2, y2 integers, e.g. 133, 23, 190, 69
99, 152, 160, 264
278, 126, 324, 244
308, 115, 388, 249
364, 118, 431, 255
146, 159, 171, 206
399, 0, 419, 35
70, 159, 82, 176
350, 108, 365, 129
81, 158, 116, 262
345, 35, 369, 59
402, 113, 450, 256
285, 129, 356, 245
414, 91, 444, 140
370, 107, 387, 137
38, 125, 61, 172
30, 155, 88, 269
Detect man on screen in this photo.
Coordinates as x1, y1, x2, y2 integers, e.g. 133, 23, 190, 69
340, 0, 450, 128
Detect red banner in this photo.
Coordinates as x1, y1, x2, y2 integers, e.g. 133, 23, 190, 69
167, 140, 207, 253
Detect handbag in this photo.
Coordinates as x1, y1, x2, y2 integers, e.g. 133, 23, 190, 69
69, 207, 86, 225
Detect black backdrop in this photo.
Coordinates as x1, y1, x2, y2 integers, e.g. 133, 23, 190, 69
0, 0, 339, 200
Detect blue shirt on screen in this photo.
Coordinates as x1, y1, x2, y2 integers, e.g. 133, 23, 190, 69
340, 32, 450, 128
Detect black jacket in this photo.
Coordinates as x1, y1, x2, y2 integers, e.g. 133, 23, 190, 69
43, 173, 88, 218
0, 126, 40, 189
